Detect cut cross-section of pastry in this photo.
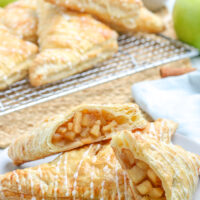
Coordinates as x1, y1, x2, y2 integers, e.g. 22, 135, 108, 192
0, 25, 38, 90
45, 0, 165, 33
0, 0, 38, 43
29, 0, 118, 87
111, 131, 200, 200
8, 104, 147, 165
0, 142, 135, 199
1, 118, 177, 199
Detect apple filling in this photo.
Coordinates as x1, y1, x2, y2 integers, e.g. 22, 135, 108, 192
52, 109, 132, 146
120, 149, 166, 200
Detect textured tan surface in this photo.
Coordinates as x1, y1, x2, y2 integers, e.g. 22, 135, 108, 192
0, 9, 192, 148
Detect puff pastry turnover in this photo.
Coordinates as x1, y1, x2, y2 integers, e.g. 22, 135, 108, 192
0, 25, 38, 90
0, 119, 177, 199
8, 104, 147, 165
111, 131, 200, 200
0, 0, 38, 43
29, 0, 118, 87
45, 0, 165, 33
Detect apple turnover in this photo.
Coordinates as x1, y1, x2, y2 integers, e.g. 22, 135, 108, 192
0, 0, 38, 43
29, 0, 118, 87
111, 131, 200, 200
0, 119, 178, 200
8, 104, 147, 165
0, 25, 38, 90
45, 0, 165, 33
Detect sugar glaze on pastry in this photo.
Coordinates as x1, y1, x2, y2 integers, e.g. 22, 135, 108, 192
0, 117, 177, 199
29, 0, 118, 87
45, 0, 165, 33
111, 131, 200, 200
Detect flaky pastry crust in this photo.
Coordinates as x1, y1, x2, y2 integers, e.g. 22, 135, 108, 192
0, 25, 38, 90
0, 0, 38, 43
45, 0, 164, 33
111, 131, 200, 200
29, 0, 118, 87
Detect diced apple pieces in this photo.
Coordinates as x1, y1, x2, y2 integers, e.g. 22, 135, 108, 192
130, 166, 147, 184
52, 133, 63, 143
147, 169, 161, 186
82, 114, 95, 127
68, 122, 73, 131
90, 120, 101, 137
102, 120, 117, 133
120, 148, 135, 169
136, 160, 149, 170
73, 112, 82, 133
136, 180, 152, 195
149, 188, 164, 198
57, 126, 67, 135
63, 131, 76, 141
80, 127, 89, 137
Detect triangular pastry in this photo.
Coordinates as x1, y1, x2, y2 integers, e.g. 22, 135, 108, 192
0, 0, 38, 43
111, 131, 200, 200
0, 119, 177, 199
29, 0, 118, 87
0, 25, 38, 90
8, 104, 147, 165
45, 0, 165, 33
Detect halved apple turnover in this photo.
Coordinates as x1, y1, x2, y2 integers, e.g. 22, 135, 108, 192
111, 131, 200, 200
8, 104, 147, 165
1, 119, 178, 199
45, 0, 165, 33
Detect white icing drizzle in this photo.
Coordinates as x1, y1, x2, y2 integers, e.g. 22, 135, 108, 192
150, 141, 197, 198
13, 171, 22, 192
123, 171, 128, 200
160, 120, 165, 141
90, 168, 95, 199
100, 181, 105, 200
115, 167, 121, 200
149, 123, 157, 139
72, 145, 93, 200
0, 179, 5, 199
54, 155, 63, 199
37, 167, 45, 200
28, 173, 35, 199
64, 154, 69, 197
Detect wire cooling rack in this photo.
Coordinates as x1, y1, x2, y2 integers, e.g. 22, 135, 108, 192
0, 33, 199, 116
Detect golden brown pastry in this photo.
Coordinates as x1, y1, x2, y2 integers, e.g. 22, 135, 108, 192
1, 142, 136, 200
0, 0, 38, 43
8, 104, 147, 165
111, 131, 200, 200
29, 0, 118, 87
0, 119, 177, 200
45, 0, 165, 33
139, 118, 177, 144
0, 25, 38, 90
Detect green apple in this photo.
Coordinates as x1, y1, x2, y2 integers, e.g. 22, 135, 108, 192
0, 0, 16, 7
173, 0, 200, 50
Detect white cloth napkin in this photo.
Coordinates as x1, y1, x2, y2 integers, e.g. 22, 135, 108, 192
132, 70, 200, 143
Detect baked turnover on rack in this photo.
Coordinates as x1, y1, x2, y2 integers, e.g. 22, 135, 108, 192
0, 25, 38, 90
0, 118, 177, 199
29, 0, 118, 87
8, 104, 147, 165
111, 131, 200, 200
45, 0, 165, 33
0, 0, 38, 43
